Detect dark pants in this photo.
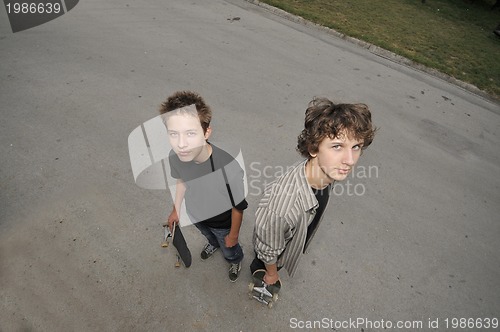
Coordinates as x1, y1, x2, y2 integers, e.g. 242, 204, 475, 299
195, 222, 243, 264
250, 252, 282, 274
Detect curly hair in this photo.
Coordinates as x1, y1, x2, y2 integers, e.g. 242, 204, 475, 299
159, 91, 212, 133
297, 97, 376, 158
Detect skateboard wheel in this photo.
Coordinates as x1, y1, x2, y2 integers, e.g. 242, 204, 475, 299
161, 242, 169, 248
267, 301, 273, 309
175, 262, 181, 268
248, 282, 254, 292
272, 293, 279, 302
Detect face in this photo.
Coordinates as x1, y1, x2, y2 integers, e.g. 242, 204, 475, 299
166, 113, 211, 163
308, 133, 364, 186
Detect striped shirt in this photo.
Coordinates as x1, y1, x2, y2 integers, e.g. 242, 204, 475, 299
252, 160, 332, 277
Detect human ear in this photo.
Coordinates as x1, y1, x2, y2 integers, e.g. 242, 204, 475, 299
204, 127, 212, 140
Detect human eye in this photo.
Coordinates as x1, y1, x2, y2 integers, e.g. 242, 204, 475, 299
352, 144, 363, 151
168, 132, 178, 137
187, 131, 197, 137
331, 144, 342, 150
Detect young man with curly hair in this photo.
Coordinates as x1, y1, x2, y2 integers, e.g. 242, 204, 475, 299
251, 97, 376, 285
160, 91, 247, 282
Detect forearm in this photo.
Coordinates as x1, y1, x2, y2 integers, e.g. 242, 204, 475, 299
168, 180, 185, 229
263, 262, 280, 285
224, 208, 243, 248
265, 262, 278, 276
173, 180, 186, 212
254, 208, 287, 265
228, 208, 243, 238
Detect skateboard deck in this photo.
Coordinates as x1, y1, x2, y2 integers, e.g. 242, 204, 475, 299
248, 269, 281, 308
162, 223, 192, 268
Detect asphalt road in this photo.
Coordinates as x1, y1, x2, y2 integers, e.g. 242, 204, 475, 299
1, 0, 499, 331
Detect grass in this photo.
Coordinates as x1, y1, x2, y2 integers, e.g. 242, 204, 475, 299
257, 0, 500, 99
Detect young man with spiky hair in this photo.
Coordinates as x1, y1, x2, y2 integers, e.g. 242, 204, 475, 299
160, 91, 247, 282
251, 97, 376, 285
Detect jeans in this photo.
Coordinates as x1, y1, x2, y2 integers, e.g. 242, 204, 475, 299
195, 222, 244, 264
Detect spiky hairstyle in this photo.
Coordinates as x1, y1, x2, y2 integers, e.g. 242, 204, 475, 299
159, 91, 212, 133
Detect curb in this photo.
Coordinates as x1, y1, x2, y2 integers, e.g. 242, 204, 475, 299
243, 0, 499, 105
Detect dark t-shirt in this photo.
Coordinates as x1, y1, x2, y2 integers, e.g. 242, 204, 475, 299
304, 185, 330, 252
169, 143, 248, 228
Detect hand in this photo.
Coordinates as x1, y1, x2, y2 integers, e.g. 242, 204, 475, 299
263, 271, 280, 285
167, 209, 179, 231
224, 234, 238, 248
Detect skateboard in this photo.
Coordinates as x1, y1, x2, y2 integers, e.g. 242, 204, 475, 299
162, 223, 192, 268
248, 269, 281, 308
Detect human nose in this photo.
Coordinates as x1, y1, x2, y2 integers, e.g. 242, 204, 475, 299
177, 134, 187, 149
343, 149, 355, 166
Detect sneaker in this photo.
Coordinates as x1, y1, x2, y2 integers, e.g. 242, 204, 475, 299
200, 243, 218, 260
228, 262, 241, 282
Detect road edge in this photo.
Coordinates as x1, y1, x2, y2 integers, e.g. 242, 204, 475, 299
243, 0, 500, 105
